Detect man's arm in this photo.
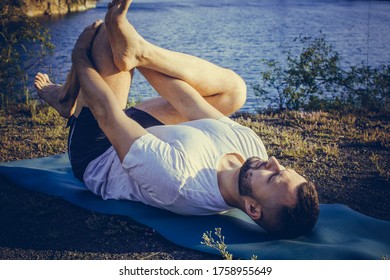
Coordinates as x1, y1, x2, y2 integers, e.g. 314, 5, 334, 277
72, 21, 148, 162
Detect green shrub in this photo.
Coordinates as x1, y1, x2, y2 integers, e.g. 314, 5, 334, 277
0, 1, 54, 106
254, 33, 390, 114
342, 64, 390, 112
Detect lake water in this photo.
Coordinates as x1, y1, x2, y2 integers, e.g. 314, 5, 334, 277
34, 0, 390, 112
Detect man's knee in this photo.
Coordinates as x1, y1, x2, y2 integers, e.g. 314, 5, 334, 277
225, 70, 247, 113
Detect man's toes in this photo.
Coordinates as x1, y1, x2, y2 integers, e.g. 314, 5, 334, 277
38, 73, 48, 83
35, 72, 43, 80
44, 74, 50, 82
35, 74, 44, 83
38, 73, 47, 81
34, 80, 42, 90
35, 73, 51, 85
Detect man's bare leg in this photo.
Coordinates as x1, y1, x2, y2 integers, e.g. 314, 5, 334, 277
105, 0, 246, 121
135, 68, 241, 124
34, 65, 79, 118
71, 21, 149, 161
36, 0, 246, 123
87, 23, 132, 113
34, 21, 132, 118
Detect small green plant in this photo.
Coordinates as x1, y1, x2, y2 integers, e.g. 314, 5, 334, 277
254, 33, 342, 111
202, 228, 233, 260
126, 96, 142, 108
201, 228, 258, 260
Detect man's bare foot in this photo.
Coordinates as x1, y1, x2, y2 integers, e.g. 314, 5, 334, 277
105, 0, 148, 71
34, 72, 78, 118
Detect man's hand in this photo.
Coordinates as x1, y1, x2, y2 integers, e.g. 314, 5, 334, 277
72, 20, 103, 63
69, 18, 148, 163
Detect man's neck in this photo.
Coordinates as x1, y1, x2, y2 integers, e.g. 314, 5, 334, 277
217, 153, 244, 208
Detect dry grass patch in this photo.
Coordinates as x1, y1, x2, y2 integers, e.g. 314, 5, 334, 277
235, 110, 390, 220
0, 103, 68, 162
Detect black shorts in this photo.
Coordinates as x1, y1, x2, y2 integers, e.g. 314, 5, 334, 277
67, 107, 164, 182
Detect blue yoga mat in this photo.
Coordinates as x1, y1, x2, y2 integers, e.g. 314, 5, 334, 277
1, 154, 389, 259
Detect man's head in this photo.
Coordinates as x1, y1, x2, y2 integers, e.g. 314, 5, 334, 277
238, 156, 319, 238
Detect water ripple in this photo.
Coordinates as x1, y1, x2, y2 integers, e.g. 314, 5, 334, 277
31, 0, 390, 112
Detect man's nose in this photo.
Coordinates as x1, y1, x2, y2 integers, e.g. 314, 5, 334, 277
266, 156, 284, 172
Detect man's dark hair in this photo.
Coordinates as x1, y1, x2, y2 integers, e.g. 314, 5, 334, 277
260, 181, 320, 239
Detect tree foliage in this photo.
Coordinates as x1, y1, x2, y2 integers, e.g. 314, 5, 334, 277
254, 33, 390, 114
0, 0, 54, 105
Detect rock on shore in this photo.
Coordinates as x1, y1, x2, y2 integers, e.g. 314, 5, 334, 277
21, 0, 97, 17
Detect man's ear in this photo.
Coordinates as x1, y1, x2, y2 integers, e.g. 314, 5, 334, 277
244, 198, 262, 220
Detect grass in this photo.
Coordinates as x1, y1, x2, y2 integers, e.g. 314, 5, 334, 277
0, 101, 389, 259
235, 110, 390, 220
0, 102, 68, 162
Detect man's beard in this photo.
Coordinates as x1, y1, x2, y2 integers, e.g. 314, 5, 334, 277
238, 157, 262, 197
